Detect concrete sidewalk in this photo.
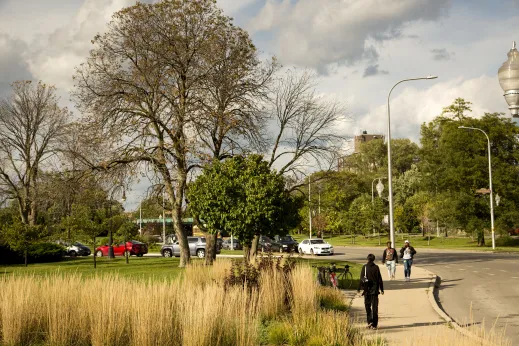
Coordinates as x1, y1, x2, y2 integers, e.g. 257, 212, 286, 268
349, 265, 460, 345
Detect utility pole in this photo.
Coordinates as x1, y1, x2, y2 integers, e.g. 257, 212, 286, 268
162, 189, 166, 245
309, 177, 312, 239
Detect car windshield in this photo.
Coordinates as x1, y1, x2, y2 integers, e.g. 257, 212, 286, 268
310, 239, 325, 245
72, 242, 85, 247
280, 236, 294, 242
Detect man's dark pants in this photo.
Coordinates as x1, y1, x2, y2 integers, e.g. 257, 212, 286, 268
364, 293, 379, 327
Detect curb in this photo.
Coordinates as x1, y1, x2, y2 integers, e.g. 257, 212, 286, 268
425, 270, 493, 345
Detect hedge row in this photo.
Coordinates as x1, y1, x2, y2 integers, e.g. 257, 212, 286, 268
0, 243, 64, 265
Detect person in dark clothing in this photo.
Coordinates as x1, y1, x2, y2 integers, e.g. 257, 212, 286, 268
357, 254, 384, 330
399, 240, 417, 282
382, 241, 398, 280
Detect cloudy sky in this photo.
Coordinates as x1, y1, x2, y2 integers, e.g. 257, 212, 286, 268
1, 0, 518, 208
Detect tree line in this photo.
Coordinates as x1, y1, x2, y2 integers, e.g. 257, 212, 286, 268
304, 98, 519, 246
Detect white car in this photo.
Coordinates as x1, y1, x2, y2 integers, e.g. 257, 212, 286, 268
298, 238, 334, 256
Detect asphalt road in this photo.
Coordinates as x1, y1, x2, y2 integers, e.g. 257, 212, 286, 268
329, 246, 519, 344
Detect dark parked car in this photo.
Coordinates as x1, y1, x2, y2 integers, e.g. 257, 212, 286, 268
160, 236, 221, 258
56, 241, 91, 257
216, 237, 224, 250
95, 241, 148, 257
276, 235, 299, 253
259, 235, 281, 252
222, 238, 242, 250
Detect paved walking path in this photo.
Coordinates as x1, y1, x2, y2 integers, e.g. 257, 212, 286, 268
348, 265, 460, 345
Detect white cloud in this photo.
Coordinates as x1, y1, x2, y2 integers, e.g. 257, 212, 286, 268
249, 0, 451, 72
353, 75, 509, 143
217, 0, 258, 15
0, 34, 33, 96
25, 0, 143, 91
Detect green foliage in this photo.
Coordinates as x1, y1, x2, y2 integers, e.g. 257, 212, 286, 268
27, 243, 65, 263
187, 155, 294, 246
1, 222, 47, 260
266, 322, 290, 345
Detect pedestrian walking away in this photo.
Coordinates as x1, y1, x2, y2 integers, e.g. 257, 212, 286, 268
399, 240, 416, 282
382, 241, 398, 280
357, 254, 384, 330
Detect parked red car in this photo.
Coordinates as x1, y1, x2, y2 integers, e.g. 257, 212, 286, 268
508, 228, 519, 236
95, 241, 148, 257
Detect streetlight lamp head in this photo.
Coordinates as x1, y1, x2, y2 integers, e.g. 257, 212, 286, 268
376, 179, 384, 198
426, 75, 438, 79
498, 41, 519, 117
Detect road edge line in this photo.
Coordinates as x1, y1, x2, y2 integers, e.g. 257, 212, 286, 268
425, 270, 493, 346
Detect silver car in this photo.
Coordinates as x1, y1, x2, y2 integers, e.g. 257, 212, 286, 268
160, 236, 220, 258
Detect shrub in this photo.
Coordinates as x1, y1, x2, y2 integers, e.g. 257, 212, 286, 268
27, 243, 64, 263
0, 244, 23, 264
266, 322, 290, 345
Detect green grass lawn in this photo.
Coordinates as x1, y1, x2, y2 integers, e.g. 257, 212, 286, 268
292, 233, 519, 252
0, 256, 189, 280
0, 253, 362, 290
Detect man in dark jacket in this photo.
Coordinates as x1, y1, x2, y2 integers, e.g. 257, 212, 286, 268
357, 254, 384, 330
382, 241, 398, 280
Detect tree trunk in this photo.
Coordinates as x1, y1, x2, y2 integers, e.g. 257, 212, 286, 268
24, 248, 28, 267
171, 187, 190, 267
243, 245, 250, 262
204, 233, 216, 265
93, 237, 97, 269
477, 230, 485, 246
250, 235, 259, 258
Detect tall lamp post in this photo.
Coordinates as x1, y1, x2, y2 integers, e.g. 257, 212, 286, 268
458, 126, 496, 249
372, 177, 386, 245
387, 76, 438, 248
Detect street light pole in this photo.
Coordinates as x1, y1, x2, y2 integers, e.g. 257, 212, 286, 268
458, 126, 496, 249
387, 76, 437, 249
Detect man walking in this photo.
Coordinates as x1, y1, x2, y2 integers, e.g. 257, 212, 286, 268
357, 254, 384, 330
400, 240, 417, 282
382, 241, 398, 280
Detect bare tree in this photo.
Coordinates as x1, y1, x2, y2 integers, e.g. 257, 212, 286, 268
246, 70, 348, 257
268, 70, 347, 178
72, 0, 263, 267
0, 81, 71, 226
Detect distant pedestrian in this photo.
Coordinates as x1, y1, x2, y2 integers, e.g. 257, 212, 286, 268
399, 240, 417, 282
357, 254, 384, 330
382, 241, 398, 280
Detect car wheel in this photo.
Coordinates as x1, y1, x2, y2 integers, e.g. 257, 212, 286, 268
163, 249, 172, 258
298, 247, 303, 254
196, 249, 205, 258
69, 250, 77, 258
310, 249, 314, 256
136, 254, 143, 257
95, 250, 103, 257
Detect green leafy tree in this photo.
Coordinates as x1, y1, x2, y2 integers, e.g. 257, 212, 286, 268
1, 223, 46, 267
188, 155, 291, 262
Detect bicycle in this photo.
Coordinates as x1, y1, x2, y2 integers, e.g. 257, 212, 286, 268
337, 264, 353, 289
313, 265, 338, 289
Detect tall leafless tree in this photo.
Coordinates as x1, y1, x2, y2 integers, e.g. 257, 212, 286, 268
247, 70, 348, 257
72, 0, 267, 267
0, 81, 71, 226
